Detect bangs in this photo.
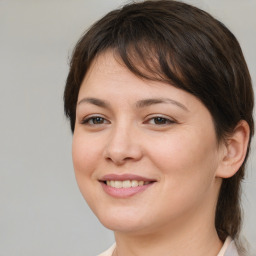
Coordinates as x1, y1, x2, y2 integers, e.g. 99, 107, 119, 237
112, 38, 185, 89
87, 6, 222, 101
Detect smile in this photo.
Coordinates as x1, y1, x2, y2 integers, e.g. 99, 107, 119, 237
105, 180, 151, 188
100, 174, 156, 198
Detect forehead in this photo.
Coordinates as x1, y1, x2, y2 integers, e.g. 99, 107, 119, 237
80, 50, 174, 96
79, 51, 207, 114
85, 50, 131, 81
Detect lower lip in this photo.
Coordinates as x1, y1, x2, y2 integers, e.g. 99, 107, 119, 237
101, 182, 154, 198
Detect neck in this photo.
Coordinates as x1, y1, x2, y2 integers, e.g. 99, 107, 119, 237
114, 221, 222, 256
113, 191, 223, 256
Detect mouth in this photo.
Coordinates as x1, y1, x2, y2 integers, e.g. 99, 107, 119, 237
103, 180, 153, 188
99, 174, 156, 198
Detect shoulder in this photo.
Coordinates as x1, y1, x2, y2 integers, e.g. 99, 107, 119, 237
224, 240, 239, 256
218, 237, 240, 256
98, 243, 116, 256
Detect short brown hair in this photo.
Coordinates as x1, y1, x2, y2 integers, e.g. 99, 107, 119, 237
64, 0, 254, 241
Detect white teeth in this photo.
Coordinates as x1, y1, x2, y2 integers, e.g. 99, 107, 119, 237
131, 180, 139, 187
115, 181, 122, 188
105, 180, 151, 188
123, 180, 131, 188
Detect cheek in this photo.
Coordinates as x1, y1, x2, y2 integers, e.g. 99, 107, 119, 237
72, 132, 104, 207
144, 131, 219, 222
72, 132, 102, 181
149, 129, 219, 192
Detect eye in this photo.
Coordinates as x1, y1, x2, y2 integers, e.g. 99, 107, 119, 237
81, 116, 110, 125
146, 116, 175, 125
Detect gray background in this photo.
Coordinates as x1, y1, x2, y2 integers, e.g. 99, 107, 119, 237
0, 0, 255, 255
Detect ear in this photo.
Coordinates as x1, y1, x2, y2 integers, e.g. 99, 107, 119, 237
216, 120, 250, 178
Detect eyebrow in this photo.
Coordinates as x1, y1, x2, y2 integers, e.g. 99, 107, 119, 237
77, 97, 188, 111
77, 97, 111, 108
136, 98, 189, 111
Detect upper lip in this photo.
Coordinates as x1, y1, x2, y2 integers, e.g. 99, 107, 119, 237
99, 174, 156, 182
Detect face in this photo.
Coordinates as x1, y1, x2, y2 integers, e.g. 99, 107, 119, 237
72, 51, 224, 235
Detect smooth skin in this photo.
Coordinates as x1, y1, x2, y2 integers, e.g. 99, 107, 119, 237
72, 50, 250, 256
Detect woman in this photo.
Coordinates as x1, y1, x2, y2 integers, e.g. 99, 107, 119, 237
64, 1, 254, 255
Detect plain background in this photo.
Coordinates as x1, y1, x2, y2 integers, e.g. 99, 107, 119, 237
0, 0, 255, 255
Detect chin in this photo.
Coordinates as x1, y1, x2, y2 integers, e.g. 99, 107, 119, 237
94, 207, 152, 233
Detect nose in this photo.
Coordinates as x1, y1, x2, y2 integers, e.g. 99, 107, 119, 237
103, 123, 143, 165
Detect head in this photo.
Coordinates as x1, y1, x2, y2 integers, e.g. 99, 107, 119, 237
64, 0, 254, 241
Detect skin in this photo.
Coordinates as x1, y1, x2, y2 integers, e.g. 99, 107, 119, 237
72, 50, 249, 256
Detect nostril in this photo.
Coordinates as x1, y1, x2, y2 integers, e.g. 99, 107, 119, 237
103, 136, 143, 164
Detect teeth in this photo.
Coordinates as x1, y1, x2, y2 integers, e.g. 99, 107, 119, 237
105, 180, 151, 188
115, 181, 122, 188
139, 181, 144, 186
131, 180, 139, 187
123, 180, 131, 188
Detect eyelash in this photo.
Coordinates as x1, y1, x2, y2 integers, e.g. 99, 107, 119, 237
144, 116, 176, 126
81, 116, 110, 125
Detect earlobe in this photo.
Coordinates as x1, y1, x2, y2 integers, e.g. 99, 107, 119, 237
216, 120, 250, 178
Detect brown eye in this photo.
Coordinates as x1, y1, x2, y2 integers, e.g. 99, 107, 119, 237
147, 116, 175, 125
91, 117, 105, 124
153, 117, 168, 124
81, 116, 109, 125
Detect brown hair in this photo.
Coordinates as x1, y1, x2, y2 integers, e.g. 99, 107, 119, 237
64, 0, 254, 241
